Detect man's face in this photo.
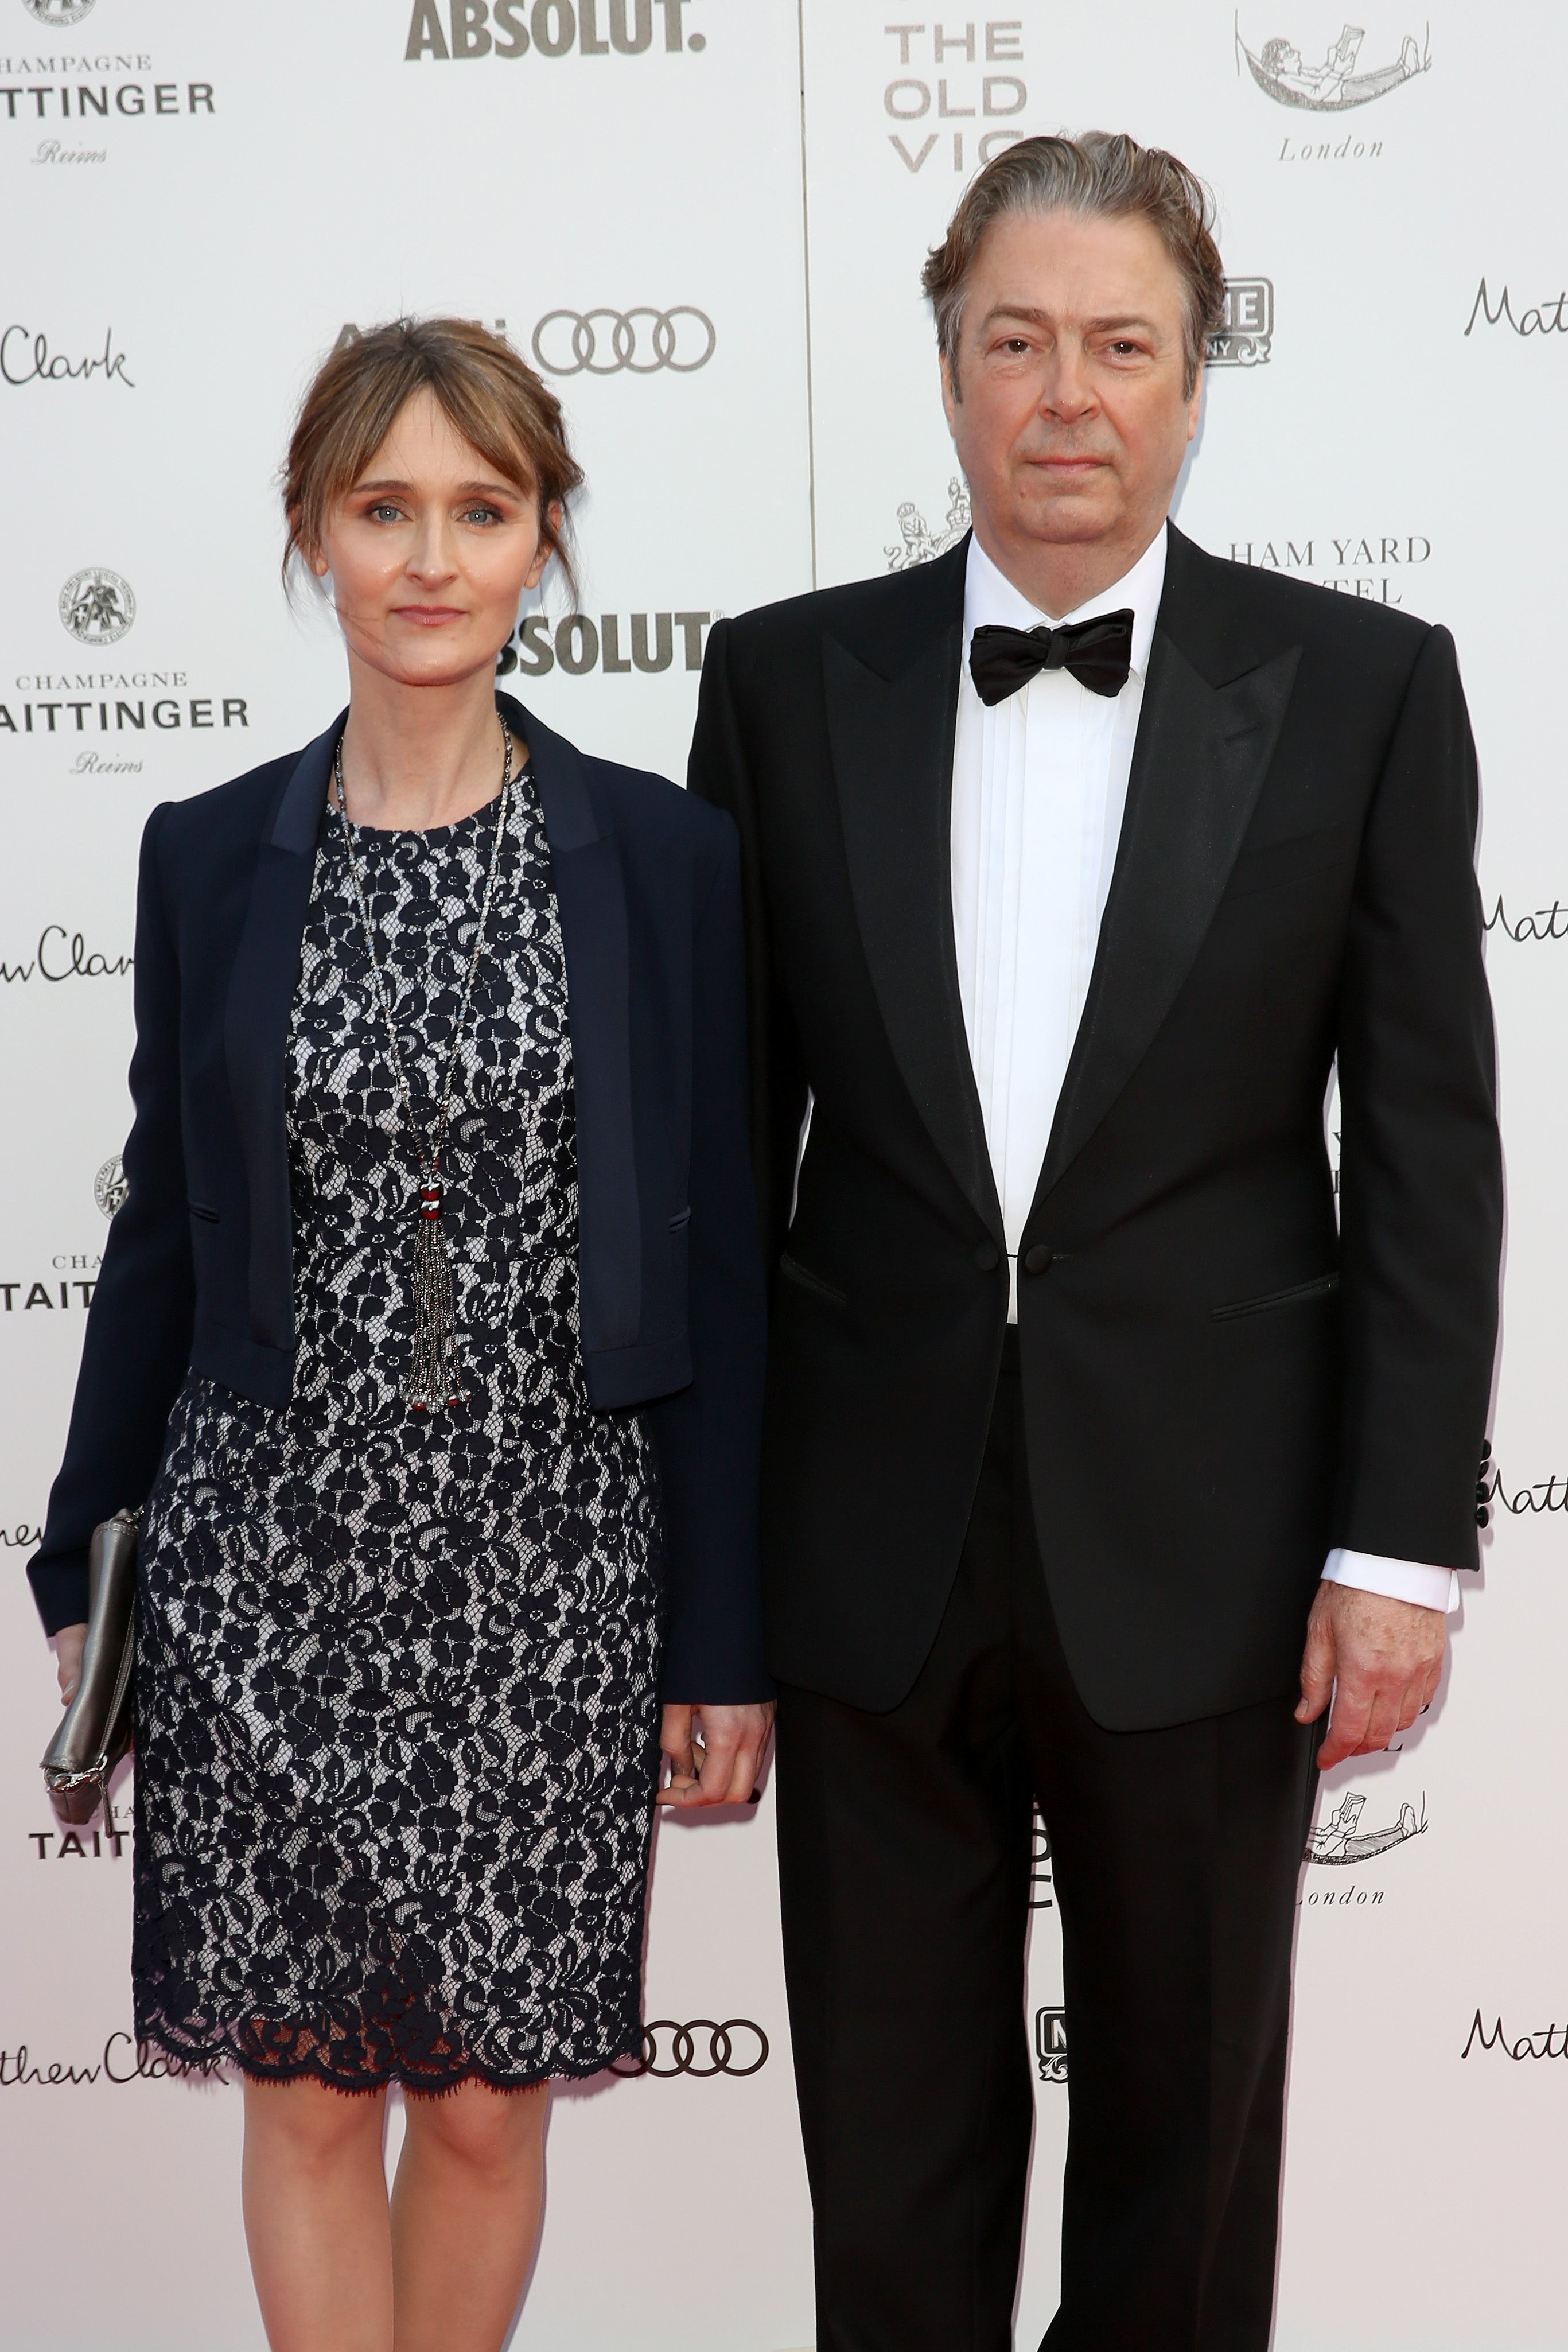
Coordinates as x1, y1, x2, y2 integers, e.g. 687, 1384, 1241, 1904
942, 207, 1201, 571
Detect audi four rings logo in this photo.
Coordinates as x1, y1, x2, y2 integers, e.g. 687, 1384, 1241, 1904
530, 306, 716, 376
611, 2018, 768, 2078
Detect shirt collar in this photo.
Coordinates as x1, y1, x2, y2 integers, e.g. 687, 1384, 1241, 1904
963, 520, 1168, 683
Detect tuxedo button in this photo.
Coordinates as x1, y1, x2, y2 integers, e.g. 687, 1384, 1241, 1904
1022, 1245, 1053, 1277
974, 1242, 1000, 1273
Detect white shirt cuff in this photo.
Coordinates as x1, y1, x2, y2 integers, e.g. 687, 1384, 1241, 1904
1321, 1547, 1460, 1615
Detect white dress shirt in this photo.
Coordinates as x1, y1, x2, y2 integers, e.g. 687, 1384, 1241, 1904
949, 524, 1456, 1615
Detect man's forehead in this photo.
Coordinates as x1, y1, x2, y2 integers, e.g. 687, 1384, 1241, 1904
967, 216, 1186, 319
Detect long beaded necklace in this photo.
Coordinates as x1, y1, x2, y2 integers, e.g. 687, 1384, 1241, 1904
332, 719, 512, 1412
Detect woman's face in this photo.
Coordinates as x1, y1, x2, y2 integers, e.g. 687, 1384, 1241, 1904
311, 388, 555, 690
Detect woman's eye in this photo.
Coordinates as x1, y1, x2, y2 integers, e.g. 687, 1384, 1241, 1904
461, 506, 503, 526
367, 503, 404, 523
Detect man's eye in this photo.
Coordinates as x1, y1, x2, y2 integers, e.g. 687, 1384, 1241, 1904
1107, 341, 1142, 359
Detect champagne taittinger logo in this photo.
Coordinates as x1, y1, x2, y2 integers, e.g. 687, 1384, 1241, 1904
59, 569, 135, 647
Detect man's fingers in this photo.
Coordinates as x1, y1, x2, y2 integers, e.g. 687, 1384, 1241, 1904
1316, 1681, 1372, 1770
1295, 1599, 1337, 1725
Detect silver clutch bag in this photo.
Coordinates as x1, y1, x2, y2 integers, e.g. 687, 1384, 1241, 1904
40, 1506, 138, 1827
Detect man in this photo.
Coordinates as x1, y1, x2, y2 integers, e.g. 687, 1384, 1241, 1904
687, 134, 1500, 2350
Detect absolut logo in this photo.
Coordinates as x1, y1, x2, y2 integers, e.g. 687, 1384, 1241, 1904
498, 609, 713, 678
404, 0, 707, 59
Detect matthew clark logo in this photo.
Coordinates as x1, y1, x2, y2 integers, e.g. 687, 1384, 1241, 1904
1, 324, 131, 383
1465, 281, 1567, 341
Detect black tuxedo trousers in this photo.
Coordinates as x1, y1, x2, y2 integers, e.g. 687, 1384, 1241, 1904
777, 1335, 1318, 2352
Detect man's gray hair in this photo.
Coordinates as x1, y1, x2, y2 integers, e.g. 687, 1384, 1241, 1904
922, 132, 1226, 399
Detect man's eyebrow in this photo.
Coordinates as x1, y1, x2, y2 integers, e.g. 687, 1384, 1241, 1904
976, 304, 1160, 336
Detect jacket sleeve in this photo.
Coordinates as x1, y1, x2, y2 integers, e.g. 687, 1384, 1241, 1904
644, 819, 771, 1702
1332, 624, 1502, 1569
28, 803, 195, 1636
686, 618, 810, 1274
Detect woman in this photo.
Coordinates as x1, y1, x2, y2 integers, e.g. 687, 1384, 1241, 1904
30, 318, 772, 2352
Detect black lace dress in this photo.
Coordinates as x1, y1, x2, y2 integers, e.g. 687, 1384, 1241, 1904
131, 773, 664, 2091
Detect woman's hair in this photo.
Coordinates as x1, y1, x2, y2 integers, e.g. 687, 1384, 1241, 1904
921, 132, 1226, 399
281, 316, 583, 596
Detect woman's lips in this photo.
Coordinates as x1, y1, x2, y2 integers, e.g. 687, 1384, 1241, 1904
394, 605, 465, 626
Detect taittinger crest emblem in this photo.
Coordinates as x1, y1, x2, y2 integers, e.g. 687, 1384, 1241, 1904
94, 1156, 127, 1219
59, 568, 135, 647
22, 0, 98, 25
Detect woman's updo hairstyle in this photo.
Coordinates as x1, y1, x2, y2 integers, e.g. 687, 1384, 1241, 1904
282, 316, 583, 598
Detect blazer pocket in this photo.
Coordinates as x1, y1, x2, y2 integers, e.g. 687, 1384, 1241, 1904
1221, 823, 1355, 903
1211, 1272, 1339, 1323
187, 1199, 220, 1223
779, 1250, 847, 1309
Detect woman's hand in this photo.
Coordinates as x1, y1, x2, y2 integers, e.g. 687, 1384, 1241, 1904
55, 1624, 88, 1707
656, 1701, 775, 1809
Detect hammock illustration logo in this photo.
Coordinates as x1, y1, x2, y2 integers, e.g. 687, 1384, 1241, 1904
1306, 1789, 1426, 1866
1236, 17, 1431, 110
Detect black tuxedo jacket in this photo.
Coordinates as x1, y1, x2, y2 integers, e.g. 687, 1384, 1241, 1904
32, 693, 769, 1702
688, 526, 1501, 1729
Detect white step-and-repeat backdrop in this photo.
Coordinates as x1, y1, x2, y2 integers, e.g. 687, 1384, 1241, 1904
2, 5, 1563, 2347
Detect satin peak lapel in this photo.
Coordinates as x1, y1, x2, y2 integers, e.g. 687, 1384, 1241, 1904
1036, 634, 1302, 1200
822, 624, 1002, 1239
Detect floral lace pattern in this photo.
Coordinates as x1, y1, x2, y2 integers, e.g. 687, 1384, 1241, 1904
132, 772, 663, 2091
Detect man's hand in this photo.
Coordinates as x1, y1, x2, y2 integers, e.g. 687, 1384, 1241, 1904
656, 1701, 775, 1809
1296, 1583, 1445, 1770
54, 1623, 87, 1708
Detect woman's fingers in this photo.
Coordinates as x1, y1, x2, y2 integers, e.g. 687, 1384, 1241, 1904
54, 1623, 88, 1708
653, 1702, 775, 1808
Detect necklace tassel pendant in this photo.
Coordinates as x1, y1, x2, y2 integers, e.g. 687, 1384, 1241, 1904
408, 1185, 465, 1412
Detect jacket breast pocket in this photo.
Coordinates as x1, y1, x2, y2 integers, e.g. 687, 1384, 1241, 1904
1221, 823, 1355, 904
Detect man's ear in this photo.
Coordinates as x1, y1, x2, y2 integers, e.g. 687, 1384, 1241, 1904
940, 351, 961, 432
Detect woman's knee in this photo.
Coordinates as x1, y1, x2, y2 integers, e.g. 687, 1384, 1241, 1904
403, 2080, 547, 2176
243, 2075, 386, 2175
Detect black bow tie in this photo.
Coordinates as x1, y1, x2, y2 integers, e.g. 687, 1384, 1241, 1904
968, 609, 1135, 706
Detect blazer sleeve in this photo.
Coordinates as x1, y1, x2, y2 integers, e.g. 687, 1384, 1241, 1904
29, 803, 196, 1636
644, 818, 772, 1702
1332, 624, 1502, 1570
686, 618, 810, 1274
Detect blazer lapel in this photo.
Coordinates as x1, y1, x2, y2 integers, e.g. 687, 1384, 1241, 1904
224, 712, 340, 1351
822, 553, 1002, 1241
1032, 628, 1302, 1205
507, 695, 641, 1357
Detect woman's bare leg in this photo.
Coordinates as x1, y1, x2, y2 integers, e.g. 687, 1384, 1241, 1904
391, 2080, 550, 2352
241, 2076, 392, 2352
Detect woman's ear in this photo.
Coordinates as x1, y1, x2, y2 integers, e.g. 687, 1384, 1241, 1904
525, 500, 564, 593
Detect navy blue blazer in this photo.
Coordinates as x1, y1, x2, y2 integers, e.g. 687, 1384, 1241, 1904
30, 693, 770, 1701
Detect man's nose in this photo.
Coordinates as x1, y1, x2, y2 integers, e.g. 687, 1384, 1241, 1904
1038, 348, 1097, 421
